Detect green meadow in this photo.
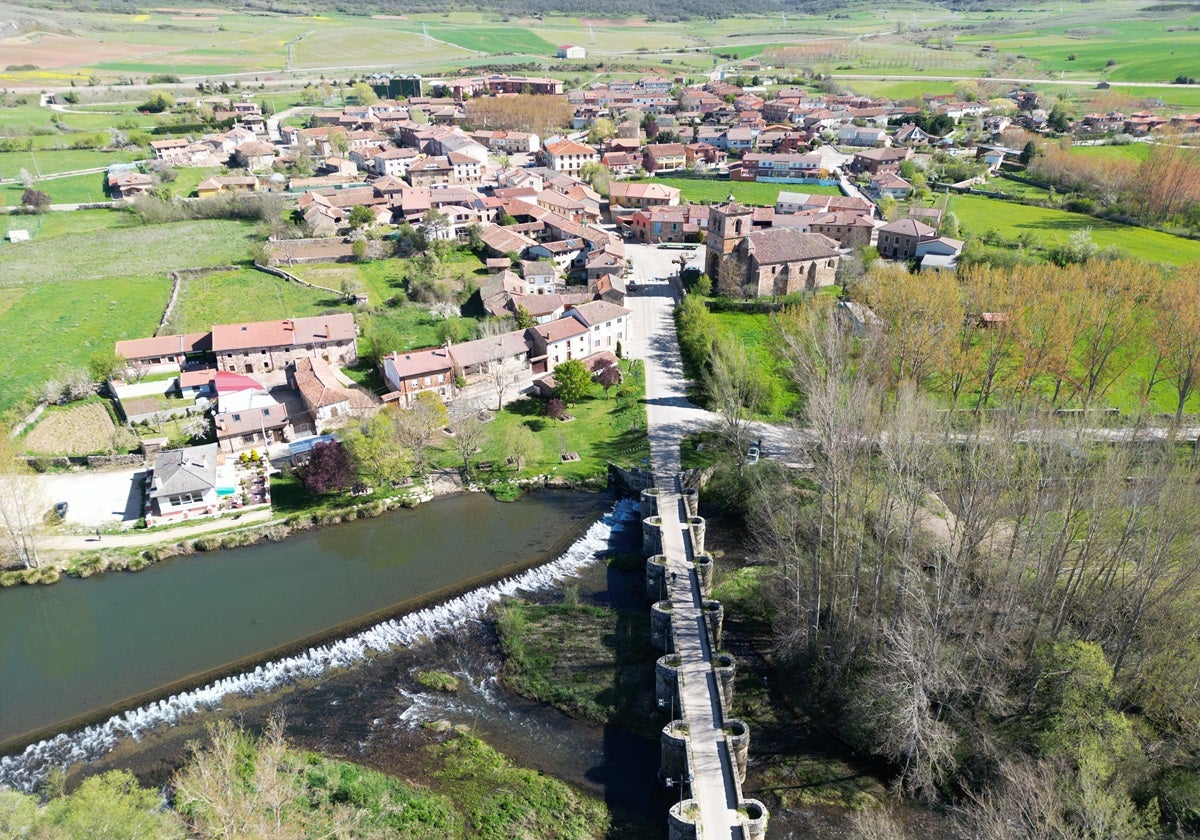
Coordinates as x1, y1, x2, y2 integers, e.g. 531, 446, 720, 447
947, 193, 1200, 265
0, 276, 169, 419
632, 177, 841, 206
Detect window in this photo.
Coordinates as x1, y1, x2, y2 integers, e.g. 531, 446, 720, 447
262, 408, 271, 416
232, 414, 241, 422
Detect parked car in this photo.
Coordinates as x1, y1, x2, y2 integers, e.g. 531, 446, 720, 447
628, 280, 637, 293
54, 501, 69, 520
746, 443, 760, 465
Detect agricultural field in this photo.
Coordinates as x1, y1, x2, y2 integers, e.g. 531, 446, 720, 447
0, 148, 141, 178
1067, 143, 1153, 163
0, 172, 107, 205
946, 193, 1200, 265
0, 210, 256, 286
424, 25, 556, 56
163, 268, 346, 334
631, 177, 841, 206
0, 275, 169, 420
21, 402, 116, 456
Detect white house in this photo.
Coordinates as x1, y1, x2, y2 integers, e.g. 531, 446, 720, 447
558, 44, 587, 59
543, 139, 599, 175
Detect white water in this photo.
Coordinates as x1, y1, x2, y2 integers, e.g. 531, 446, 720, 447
0, 498, 639, 793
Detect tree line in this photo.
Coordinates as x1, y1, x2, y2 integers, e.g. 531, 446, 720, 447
700, 298, 1200, 835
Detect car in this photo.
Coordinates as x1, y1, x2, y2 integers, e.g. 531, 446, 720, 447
628, 281, 637, 293
54, 501, 69, 519
746, 444, 760, 465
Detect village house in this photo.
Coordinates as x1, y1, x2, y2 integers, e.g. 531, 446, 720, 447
107, 170, 154, 199
115, 333, 212, 376
196, 175, 258, 198
629, 204, 709, 244
543, 139, 599, 175
607, 181, 682, 210
876, 218, 937, 261
557, 44, 587, 59
850, 146, 913, 175
150, 138, 191, 163
381, 348, 456, 407
147, 443, 223, 522
212, 313, 358, 376
643, 142, 688, 173
287, 357, 361, 432
807, 210, 876, 249
734, 151, 829, 183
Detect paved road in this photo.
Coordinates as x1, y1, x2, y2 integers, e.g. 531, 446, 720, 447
38, 508, 276, 551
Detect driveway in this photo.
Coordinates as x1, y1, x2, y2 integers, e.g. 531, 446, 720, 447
37, 468, 146, 528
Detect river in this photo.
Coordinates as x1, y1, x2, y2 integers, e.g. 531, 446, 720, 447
0, 490, 619, 789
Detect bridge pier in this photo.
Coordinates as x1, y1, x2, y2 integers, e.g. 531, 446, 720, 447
640, 473, 769, 839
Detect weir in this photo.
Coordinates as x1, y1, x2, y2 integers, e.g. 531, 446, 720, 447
0, 497, 635, 793
641, 481, 768, 839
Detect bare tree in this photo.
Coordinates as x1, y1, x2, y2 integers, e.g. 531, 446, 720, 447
702, 335, 763, 464
393, 391, 448, 476
0, 439, 44, 569
447, 408, 490, 477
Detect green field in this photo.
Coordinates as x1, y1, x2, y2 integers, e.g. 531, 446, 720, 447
1068, 143, 1153, 163
0, 148, 142, 178
631, 177, 842, 206
0, 172, 107, 205
958, 14, 1200, 83
838, 79, 959, 101
0, 209, 256, 286
986, 174, 1055, 201
0, 276, 169, 418
947, 193, 1200, 265
164, 268, 345, 334
425, 25, 556, 56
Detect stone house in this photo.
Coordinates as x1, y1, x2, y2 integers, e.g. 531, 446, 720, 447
212, 314, 358, 376
381, 348, 456, 407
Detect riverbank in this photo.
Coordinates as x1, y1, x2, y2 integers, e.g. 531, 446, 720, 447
0, 494, 630, 790
5, 467, 607, 588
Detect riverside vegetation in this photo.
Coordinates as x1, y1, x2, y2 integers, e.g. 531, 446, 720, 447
676, 289, 1200, 836
0, 719, 615, 839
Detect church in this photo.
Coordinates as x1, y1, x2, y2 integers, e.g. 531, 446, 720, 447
705, 200, 842, 298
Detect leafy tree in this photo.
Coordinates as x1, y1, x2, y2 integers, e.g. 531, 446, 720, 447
21, 189, 49, 211
553, 359, 591, 405
448, 409, 490, 476
138, 91, 175, 113
348, 204, 375, 228
435, 317, 472, 345
586, 117, 616, 145
300, 441, 354, 494
596, 364, 621, 398
352, 81, 378, 105
351, 238, 369, 263
421, 208, 450, 245
342, 411, 411, 487
0, 435, 44, 569
1019, 139, 1038, 165
327, 127, 350, 157
495, 423, 538, 470
88, 349, 126, 383
514, 305, 536, 329
702, 336, 763, 463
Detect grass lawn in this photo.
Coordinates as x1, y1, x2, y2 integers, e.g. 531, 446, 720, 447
0, 210, 257, 286
1068, 143, 1153, 163
631, 176, 842, 206
480, 360, 650, 482
164, 267, 347, 333
424, 25, 555, 55
170, 166, 222, 198
0, 276, 169, 419
0, 172, 107, 205
947, 193, 1200, 266
709, 307, 799, 421
0, 148, 141, 178
985, 175, 1055, 201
